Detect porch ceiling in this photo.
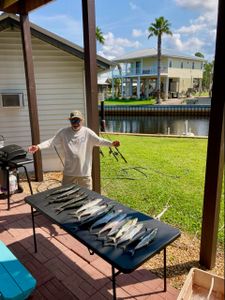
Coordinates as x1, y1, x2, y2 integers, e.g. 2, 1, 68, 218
0, 0, 53, 14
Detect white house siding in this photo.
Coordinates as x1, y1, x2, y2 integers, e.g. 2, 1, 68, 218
168, 58, 203, 78
0, 28, 86, 172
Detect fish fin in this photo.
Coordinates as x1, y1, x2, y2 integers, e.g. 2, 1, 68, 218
119, 244, 126, 251
128, 249, 135, 256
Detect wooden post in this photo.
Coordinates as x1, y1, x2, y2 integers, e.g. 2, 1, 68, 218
200, 0, 225, 269
100, 100, 106, 132
81, 0, 100, 193
20, 14, 43, 181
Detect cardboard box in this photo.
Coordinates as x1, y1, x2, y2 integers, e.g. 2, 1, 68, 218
177, 268, 224, 300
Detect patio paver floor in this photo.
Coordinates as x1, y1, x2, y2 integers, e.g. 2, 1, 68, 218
0, 193, 180, 299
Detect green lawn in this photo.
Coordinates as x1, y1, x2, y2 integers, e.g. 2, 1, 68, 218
100, 134, 224, 244
103, 98, 156, 105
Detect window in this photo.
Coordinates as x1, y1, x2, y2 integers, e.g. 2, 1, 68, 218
192, 62, 195, 69
169, 61, 172, 68
0, 93, 24, 107
181, 62, 183, 69
136, 61, 141, 74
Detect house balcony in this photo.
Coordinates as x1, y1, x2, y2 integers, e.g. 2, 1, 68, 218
112, 66, 168, 78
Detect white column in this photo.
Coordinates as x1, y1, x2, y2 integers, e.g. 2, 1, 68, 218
121, 77, 124, 97
129, 78, 133, 96
125, 78, 128, 97
112, 78, 114, 98
199, 78, 202, 94
137, 76, 141, 98
164, 77, 169, 100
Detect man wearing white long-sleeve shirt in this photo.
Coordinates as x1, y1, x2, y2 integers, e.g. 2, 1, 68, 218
28, 110, 120, 190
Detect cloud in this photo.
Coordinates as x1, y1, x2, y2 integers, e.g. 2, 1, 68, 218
166, 33, 205, 53
129, 2, 138, 10
30, 14, 83, 44
170, 3, 218, 59
176, 23, 206, 34
98, 32, 141, 59
132, 29, 144, 37
175, 0, 218, 11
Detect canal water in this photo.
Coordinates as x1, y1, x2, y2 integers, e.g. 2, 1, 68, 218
104, 115, 209, 136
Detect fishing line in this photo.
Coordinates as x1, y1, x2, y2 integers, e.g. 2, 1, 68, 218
36, 179, 61, 193
103, 166, 190, 181
147, 166, 190, 179
100, 132, 128, 163
54, 146, 64, 167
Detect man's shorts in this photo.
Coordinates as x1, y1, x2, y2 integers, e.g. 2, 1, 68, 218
62, 175, 92, 190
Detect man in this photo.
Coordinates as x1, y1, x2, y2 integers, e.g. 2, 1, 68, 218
28, 110, 120, 190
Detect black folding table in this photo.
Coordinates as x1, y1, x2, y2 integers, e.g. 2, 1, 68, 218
25, 186, 180, 299
0, 157, 33, 210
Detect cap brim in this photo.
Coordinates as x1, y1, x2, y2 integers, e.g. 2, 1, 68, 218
68, 117, 83, 120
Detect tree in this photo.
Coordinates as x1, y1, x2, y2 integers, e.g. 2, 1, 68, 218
96, 26, 105, 44
195, 52, 204, 58
148, 16, 172, 104
202, 61, 214, 93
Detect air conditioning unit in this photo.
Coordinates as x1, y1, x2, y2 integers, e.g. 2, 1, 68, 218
0, 93, 24, 108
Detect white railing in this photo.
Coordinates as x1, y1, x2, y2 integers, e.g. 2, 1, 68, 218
112, 66, 168, 77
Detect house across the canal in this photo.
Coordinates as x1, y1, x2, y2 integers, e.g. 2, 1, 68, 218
0, 13, 112, 171
111, 48, 205, 100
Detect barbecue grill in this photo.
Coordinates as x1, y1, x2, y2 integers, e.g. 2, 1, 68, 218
0, 144, 33, 210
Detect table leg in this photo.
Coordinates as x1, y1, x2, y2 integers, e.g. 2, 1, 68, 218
112, 266, 117, 300
22, 166, 33, 194
31, 207, 37, 253
163, 247, 167, 292
6, 167, 10, 210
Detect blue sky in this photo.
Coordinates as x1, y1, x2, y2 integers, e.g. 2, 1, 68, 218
30, 0, 218, 61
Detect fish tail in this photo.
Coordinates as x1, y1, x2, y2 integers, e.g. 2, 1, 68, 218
96, 231, 105, 237
119, 245, 126, 251
96, 236, 107, 241
128, 249, 135, 256
68, 212, 75, 216
103, 241, 114, 247
109, 237, 116, 244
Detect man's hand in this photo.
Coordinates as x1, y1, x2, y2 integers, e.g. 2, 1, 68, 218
28, 145, 39, 154
112, 140, 120, 147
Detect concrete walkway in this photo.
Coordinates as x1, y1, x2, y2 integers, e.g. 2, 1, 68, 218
0, 192, 180, 299
160, 98, 184, 105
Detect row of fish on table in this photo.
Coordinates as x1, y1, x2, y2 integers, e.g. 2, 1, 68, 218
45, 184, 158, 256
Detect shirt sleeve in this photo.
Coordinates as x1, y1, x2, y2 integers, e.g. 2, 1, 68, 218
88, 128, 113, 147
38, 129, 63, 150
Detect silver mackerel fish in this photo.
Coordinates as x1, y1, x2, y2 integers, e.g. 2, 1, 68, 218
128, 228, 158, 256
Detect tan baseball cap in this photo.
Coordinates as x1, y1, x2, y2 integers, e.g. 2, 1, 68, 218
69, 110, 84, 120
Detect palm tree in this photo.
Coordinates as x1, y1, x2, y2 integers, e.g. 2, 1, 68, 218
148, 16, 172, 104
96, 26, 105, 44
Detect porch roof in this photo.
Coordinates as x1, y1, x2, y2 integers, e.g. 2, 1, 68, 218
0, 13, 113, 70
0, 0, 53, 14
113, 48, 206, 63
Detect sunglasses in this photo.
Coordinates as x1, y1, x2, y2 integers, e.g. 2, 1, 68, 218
70, 118, 81, 124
